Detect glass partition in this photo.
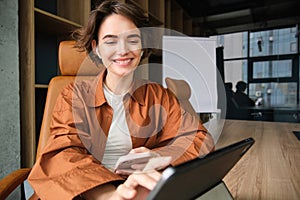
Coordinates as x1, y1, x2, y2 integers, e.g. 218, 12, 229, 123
249, 82, 297, 106
253, 60, 292, 79
250, 27, 297, 57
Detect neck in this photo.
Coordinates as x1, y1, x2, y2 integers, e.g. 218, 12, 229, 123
104, 72, 134, 95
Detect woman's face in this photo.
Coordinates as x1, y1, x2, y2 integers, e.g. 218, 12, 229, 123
95, 14, 143, 78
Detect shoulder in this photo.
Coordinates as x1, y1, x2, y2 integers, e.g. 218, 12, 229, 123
130, 79, 177, 105
57, 77, 97, 109
60, 78, 94, 96
146, 81, 166, 92
135, 79, 171, 96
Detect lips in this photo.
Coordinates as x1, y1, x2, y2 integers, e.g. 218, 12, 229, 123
113, 58, 133, 66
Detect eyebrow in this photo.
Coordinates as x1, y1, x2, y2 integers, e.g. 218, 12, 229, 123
102, 34, 118, 40
102, 34, 141, 40
127, 34, 141, 39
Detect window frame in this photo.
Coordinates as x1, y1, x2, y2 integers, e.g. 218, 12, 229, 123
248, 54, 299, 83
222, 25, 300, 105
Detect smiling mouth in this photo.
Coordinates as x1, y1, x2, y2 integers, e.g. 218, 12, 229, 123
113, 58, 133, 65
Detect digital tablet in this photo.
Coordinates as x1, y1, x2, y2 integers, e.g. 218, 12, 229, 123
147, 137, 255, 200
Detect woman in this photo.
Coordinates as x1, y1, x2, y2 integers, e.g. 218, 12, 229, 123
28, 1, 214, 199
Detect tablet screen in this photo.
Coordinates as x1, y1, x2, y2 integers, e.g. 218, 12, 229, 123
147, 138, 254, 200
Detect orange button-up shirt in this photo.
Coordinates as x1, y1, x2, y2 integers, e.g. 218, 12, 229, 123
28, 70, 214, 200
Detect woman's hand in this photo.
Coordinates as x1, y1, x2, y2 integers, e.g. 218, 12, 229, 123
81, 170, 161, 200
129, 147, 152, 154
116, 147, 161, 175
112, 170, 161, 200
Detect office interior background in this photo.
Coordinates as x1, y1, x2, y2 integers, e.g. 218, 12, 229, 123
0, 0, 300, 198
218, 28, 298, 107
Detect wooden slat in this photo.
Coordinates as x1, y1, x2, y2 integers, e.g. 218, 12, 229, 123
57, 0, 91, 26
127, 0, 148, 12
35, 84, 48, 89
34, 8, 82, 36
149, 0, 164, 24
19, 0, 36, 168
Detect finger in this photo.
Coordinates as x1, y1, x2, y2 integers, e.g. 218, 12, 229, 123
133, 186, 151, 200
116, 184, 136, 199
129, 171, 158, 190
136, 170, 162, 182
144, 170, 161, 182
124, 174, 140, 189
130, 147, 150, 153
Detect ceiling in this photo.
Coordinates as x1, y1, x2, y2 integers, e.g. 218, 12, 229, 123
175, 0, 300, 36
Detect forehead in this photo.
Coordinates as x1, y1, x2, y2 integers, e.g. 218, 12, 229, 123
98, 14, 140, 39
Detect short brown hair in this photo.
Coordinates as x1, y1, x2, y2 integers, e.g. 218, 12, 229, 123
73, 0, 150, 54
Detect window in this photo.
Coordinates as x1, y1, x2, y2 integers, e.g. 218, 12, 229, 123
219, 32, 248, 59
291, 42, 297, 52
249, 27, 297, 57
253, 60, 292, 79
249, 55, 298, 106
218, 25, 299, 109
249, 82, 297, 106
224, 59, 248, 90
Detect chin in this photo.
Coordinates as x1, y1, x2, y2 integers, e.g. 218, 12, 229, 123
112, 67, 136, 77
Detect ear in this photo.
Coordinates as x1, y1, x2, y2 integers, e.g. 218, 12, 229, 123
92, 40, 102, 59
140, 51, 144, 58
96, 47, 102, 59
91, 39, 97, 50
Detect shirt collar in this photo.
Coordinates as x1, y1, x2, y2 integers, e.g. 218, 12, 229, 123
86, 69, 147, 107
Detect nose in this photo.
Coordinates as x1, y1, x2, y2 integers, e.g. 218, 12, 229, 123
116, 40, 128, 56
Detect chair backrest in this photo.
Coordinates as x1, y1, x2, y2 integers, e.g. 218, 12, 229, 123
165, 77, 198, 118
36, 41, 104, 159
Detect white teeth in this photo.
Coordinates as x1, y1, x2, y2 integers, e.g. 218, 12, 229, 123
115, 59, 131, 65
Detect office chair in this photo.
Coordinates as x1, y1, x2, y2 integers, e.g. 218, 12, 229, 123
0, 40, 103, 199
165, 77, 199, 116
165, 77, 211, 123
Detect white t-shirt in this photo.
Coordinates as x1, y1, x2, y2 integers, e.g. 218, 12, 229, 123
101, 84, 132, 170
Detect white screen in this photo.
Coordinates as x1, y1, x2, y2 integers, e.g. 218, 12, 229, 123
162, 36, 218, 113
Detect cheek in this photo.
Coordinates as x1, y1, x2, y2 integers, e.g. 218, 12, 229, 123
98, 50, 114, 67
100, 47, 114, 58
100, 51, 116, 67
133, 49, 142, 58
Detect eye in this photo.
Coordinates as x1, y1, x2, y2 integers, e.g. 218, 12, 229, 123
104, 40, 117, 45
128, 39, 141, 45
128, 40, 139, 44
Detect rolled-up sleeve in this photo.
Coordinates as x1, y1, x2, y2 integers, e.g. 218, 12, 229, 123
28, 83, 123, 200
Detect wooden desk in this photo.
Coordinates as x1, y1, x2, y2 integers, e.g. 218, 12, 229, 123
215, 120, 300, 200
